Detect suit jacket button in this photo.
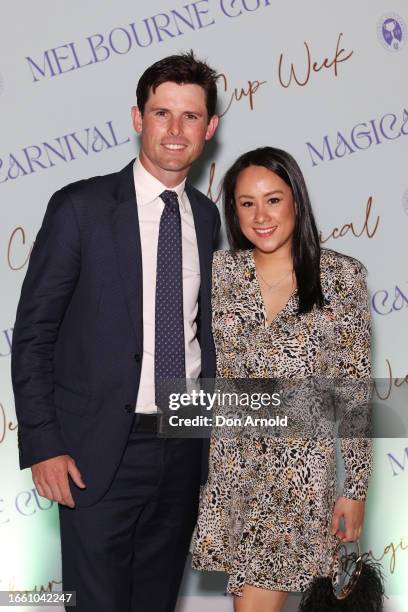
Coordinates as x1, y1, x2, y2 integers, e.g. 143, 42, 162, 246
134, 353, 141, 362
125, 404, 133, 413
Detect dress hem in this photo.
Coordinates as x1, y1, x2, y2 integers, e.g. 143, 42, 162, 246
192, 560, 318, 595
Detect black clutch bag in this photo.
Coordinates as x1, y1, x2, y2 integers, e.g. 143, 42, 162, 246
298, 541, 385, 611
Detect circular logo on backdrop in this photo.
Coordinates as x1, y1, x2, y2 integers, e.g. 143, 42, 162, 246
402, 189, 408, 216
378, 13, 407, 51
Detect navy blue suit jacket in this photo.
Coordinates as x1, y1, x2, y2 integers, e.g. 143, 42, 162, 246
11, 160, 220, 506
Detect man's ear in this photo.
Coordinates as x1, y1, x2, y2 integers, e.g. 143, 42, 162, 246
205, 115, 219, 141
131, 106, 143, 134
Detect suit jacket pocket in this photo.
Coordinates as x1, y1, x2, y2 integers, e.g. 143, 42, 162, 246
54, 383, 93, 417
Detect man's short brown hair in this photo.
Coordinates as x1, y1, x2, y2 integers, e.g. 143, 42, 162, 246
136, 51, 218, 119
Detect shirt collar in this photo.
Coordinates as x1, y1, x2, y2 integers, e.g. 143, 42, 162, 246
133, 157, 187, 211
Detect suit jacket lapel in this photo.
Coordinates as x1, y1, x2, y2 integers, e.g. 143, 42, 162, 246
186, 183, 213, 308
110, 160, 143, 351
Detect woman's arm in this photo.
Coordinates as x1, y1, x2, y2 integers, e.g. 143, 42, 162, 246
330, 257, 372, 540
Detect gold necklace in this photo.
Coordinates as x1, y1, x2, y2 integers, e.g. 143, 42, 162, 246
256, 267, 294, 291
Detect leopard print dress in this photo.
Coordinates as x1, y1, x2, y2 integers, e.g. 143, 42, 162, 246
191, 248, 372, 595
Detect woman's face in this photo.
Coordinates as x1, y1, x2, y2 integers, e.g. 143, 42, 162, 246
234, 165, 296, 255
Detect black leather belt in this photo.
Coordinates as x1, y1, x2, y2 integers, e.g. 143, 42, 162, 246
131, 413, 160, 433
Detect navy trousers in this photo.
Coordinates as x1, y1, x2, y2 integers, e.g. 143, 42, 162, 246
59, 430, 202, 612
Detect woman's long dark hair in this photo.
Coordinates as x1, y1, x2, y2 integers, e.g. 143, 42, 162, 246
223, 146, 324, 314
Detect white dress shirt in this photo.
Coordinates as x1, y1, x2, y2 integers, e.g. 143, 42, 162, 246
133, 157, 201, 413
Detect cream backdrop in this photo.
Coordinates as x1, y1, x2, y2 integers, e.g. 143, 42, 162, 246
1, 1, 407, 610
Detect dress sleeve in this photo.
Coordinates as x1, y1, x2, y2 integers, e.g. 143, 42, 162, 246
332, 258, 373, 501
211, 250, 224, 311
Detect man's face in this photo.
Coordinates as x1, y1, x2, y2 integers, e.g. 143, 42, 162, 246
132, 81, 218, 187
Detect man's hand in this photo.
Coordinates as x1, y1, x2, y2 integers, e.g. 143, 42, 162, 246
31, 455, 86, 508
331, 496, 365, 542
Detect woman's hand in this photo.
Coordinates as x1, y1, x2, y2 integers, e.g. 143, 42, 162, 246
330, 496, 365, 542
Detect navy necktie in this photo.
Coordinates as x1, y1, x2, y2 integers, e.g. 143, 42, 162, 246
155, 190, 186, 409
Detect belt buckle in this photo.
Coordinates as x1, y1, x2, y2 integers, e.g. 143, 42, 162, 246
157, 411, 166, 436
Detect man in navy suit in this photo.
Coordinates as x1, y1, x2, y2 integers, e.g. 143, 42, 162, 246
12, 52, 220, 612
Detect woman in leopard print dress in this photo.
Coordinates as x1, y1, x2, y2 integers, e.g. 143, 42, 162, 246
192, 147, 372, 611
